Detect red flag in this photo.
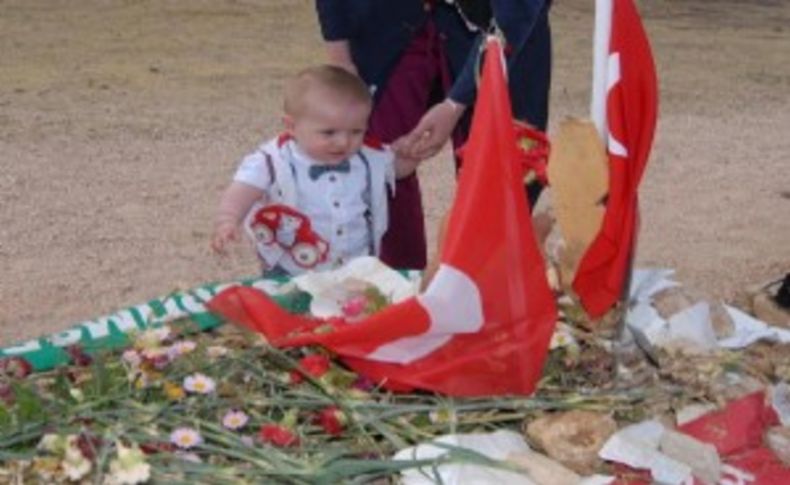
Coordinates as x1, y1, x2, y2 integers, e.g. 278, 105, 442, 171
208, 38, 557, 396
573, 0, 658, 318
679, 392, 790, 484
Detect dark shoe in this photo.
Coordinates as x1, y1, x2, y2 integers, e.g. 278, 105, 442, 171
775, 273, 790, 309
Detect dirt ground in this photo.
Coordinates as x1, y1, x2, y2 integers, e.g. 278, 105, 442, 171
1, 0, 788, 345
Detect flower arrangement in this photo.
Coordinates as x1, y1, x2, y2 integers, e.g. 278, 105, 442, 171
5, 284, 778, 484
0, 313, 656, 484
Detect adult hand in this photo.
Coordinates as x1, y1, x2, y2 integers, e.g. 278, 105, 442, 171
399, 99, 466, 160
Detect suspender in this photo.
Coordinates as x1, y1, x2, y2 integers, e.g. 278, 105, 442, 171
269, 144, 377, 256
357, 150, 376, 255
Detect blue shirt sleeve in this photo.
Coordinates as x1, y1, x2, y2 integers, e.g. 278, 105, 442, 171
315, 0, 353, 41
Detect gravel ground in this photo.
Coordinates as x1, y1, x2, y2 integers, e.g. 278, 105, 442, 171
1, 0, 788, 344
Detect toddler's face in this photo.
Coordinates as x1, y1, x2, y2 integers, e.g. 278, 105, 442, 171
286, 88, 371, 165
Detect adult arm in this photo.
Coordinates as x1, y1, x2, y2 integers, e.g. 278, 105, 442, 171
315, 1, 358, 73
403, 0, 550, 160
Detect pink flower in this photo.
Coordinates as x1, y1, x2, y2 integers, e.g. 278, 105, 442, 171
169, 428, 202, 449
167, 340, 197, 359
222, 410, 249, 431
259, 424, 299, 447
341, 295, 368, 319
183, 373, 216, 394
121, 349, 142, 367
141, 347, 171, 369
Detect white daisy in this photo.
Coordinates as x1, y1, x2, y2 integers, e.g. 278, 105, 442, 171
183, 373, 216, 394
169, 427, 203, 449
222, 410, 249, 430
167, 340, 197, 359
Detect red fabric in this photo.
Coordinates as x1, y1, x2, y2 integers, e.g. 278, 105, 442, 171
208, 39, 557, 396
609, 392, 790, 483
678, 391, 790, 483
572, 0, 658, 318
678, 391, 779, 456
725, 447, 790, 484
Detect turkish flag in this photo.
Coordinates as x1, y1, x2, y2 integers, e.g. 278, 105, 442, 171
573, 0, 658, 318
208, 38, 557, 396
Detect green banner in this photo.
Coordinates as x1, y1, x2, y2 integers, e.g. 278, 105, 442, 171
0, 277, 309, 372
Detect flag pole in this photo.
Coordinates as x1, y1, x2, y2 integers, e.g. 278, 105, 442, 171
591, 0, 636, 375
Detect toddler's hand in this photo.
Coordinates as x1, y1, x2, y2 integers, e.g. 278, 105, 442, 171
392, 139, 422, 178
211, 222, 240, 254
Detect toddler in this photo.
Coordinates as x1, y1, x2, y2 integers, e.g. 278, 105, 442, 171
212, 65, 418, 277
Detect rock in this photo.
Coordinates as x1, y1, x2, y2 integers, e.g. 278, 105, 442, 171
507, 450, 580, 485
765, 426, 790, 466
659, 429, 722, 484
524, 410, 617, 474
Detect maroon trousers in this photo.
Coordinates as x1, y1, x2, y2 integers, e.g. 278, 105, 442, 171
368, 21, 460, 270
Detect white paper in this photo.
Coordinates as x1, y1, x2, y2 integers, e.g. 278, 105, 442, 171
666, 302, 718, 350
772, 383, 790, 427
394, 430, 535, 485
718, 305, 790, 349
292, 256, 419, 318
626, 301, 668, 355
629, 268, 679, 303
599, 420, 693, 485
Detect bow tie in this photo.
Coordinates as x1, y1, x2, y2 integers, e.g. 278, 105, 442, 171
308, 160, 351, 180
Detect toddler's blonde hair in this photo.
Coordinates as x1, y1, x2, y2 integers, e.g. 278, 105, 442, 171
284, 64, 372, 117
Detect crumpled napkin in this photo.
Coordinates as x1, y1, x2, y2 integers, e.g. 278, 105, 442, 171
393, 430, 535, 485
291, 256, 420, 318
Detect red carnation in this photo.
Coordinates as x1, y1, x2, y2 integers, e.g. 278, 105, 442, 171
140, 441, 177, 455
0, 357, 33, 379
0, 383, 14, 405
259, 424, 300, 447
66, 345, 93, 367
289, 354, 330, 384
316, 406, 346, 436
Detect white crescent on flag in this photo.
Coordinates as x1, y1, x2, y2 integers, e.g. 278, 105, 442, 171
606, 52, 628, 158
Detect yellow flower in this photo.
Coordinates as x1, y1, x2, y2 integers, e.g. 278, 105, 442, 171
163, 381, 185, 401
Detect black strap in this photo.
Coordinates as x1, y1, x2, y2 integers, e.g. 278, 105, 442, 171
357, 151, 376, 255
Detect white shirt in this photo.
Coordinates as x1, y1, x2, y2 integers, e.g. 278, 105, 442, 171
234, 137, 394, 274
